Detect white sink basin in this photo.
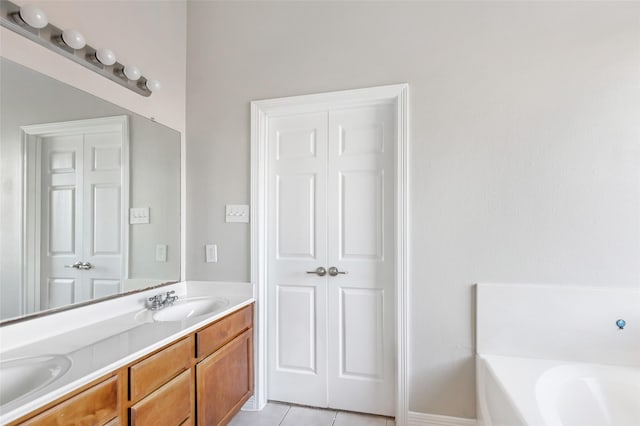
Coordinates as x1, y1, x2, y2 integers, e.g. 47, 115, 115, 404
135, 297, 230, 322
0, 355, 72, 406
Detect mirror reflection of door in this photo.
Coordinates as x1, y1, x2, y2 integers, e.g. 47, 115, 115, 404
22, 116, 129, 312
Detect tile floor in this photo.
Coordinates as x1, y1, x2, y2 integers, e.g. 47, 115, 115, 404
229, 402, 395, 426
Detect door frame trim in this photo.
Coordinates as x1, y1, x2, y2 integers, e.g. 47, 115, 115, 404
21, 115, 130, 314
250, 84, 409, 424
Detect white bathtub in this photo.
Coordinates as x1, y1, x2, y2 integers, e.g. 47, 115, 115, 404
476, 354, 640, 426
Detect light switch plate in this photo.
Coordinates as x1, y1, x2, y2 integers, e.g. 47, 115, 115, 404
130, 207, 150, 224
225, 204, 249, 223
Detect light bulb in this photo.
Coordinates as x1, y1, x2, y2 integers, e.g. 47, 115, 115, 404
19, 4, 48, 29
95, 48, 116, 66
62, 29, 86, 50
146, 79, 161, 92
123, 65, 141, 81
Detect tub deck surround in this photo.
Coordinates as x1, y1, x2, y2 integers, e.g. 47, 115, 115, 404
0, 281, 254, 424
476, 283, 640, 366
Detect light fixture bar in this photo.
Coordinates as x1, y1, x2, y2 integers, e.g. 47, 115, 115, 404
0, 0, 153, 97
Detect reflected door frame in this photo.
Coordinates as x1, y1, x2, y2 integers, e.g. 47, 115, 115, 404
250, 85, 409, 425
20, 116, 130, 315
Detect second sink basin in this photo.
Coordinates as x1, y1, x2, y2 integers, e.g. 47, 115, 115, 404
135, 296, 230, 322
0, 354, 72, 407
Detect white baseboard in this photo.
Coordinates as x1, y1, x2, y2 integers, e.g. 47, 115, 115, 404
407, 411, 477, 426
241, 396, 259, 411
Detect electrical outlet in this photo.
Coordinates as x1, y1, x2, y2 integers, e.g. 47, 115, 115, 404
155, 244, 167, 262
205, 244, 218, 263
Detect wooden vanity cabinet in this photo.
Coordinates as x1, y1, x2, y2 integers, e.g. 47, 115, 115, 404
125, 303, 253, 426
9, 303, 253, 426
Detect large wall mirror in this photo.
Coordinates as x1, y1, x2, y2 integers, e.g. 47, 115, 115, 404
0, 57, 181, 322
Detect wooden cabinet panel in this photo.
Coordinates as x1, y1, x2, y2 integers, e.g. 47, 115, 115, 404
196, 329, 253, 426
129, 369, 192, 426
22, 376, 118, 426
196, 305, 252, 359
129, 337, 192, 401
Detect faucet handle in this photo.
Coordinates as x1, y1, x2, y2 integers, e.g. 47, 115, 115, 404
164, 290, 178, 305
147, 294, 164, 310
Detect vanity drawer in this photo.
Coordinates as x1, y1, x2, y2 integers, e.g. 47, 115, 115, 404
129, 369, 192, 426
22, 375, 118, 426
196, 304, 253, 359
129, 337, 192, 401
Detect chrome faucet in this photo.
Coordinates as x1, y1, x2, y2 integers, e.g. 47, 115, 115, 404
146, 290, 179, 310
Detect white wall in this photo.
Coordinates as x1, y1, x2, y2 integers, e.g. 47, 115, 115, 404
186, 1, 640, 418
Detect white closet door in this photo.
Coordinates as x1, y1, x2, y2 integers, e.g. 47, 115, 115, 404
326, 104, 395, 415
267, 104, 396, 416
267, 111, 329, 406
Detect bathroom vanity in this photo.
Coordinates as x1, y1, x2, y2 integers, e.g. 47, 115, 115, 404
0, 282, 254, 426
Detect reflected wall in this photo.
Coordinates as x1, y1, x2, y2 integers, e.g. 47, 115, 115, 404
0, 58, 181, 321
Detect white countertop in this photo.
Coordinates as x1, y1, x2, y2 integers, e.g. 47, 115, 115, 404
0, 281, 254, 424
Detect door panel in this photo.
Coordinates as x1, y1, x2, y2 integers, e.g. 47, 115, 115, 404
276, 285, 317, 373
327, 104, 395, 415
84, 132, 122, 294
47, 278, 75, 308
339, 287, 384, 380
92, 184, 121, 254
339, 171, 384, 259
93, 279, 121, 299
41, 135, 83, 308
268, 112, 328, 407
276, 174, 317, 258
49, 187, 76, 254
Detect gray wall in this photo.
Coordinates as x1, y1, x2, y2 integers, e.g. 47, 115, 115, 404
0, 59, 181, 320
185, 1, 640, 417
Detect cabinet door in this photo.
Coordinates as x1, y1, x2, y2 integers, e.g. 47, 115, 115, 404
21, 376, 119, 426
196, 329, 253, 426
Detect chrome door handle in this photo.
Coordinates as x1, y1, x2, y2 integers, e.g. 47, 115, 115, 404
306, 267, 327, 277
64, 261, 94, 270
328, 267, 347, 276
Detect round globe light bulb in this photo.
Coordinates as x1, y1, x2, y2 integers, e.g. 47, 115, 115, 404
123, 65, 141, 81
19, 4, 48, 29
62, 29, 86, 50
95, 48, 116, 66
146, 79, 161, 92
